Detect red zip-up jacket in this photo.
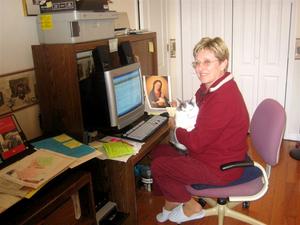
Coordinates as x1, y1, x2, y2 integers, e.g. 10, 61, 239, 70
175, 72, 249, 179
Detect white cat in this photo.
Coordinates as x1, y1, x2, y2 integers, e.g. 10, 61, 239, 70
169, 97, 199, 151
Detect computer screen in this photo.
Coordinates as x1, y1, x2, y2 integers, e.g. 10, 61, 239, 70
103, 63, 145, 130
113, 69, 143, 116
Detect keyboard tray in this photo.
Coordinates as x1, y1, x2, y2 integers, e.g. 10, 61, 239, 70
122, 115, 168, 142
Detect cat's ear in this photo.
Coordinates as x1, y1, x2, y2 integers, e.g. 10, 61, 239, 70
188, 96, 194, 105
177, 98, 182, 105
176, 98, 183, 110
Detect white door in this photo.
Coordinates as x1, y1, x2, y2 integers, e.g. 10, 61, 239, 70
232, 0, 291, 116
180, 0, 233, 100
180, 0, 291, 116
232, 0, 261, 116
138, 0, 169, 75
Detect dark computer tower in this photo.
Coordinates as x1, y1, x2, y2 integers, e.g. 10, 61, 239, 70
118, 41, 135, 65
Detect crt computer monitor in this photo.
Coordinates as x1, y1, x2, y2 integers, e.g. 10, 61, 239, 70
90, 62, 145, 132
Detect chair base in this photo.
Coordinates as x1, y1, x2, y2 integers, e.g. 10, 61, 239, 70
289, 148, 300, 160
201, 198, 266, 225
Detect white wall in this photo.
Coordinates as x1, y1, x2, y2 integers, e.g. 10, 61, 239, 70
297, 0, 300, 37
285, 0, 300, 140
0, 0, 41, 140
108, 0, 139, 29
0, 1, 39, 74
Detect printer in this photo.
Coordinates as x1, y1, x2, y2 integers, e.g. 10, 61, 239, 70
37, 11, 118, 44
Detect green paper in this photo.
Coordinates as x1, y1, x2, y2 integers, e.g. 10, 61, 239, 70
103, 142, 134, 158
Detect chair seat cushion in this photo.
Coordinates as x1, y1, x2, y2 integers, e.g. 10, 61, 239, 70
191, 166, 262, 190
187, 166, 263, 198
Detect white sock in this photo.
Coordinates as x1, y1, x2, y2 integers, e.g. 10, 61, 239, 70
156, 207, 172, 222
169, 204, 205, 223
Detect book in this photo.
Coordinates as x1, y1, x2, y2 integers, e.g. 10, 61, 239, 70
0, 116, 26, 160
0, 149, 75, 189
32, 134, 95, 158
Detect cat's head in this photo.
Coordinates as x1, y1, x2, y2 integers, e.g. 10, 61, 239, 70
176, 97, 196, 112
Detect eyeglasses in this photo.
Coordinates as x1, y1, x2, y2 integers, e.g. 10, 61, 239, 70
192, 59, 219, 68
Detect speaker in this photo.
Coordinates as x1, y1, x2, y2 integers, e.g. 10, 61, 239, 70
118, 41, 135, 65
92, 45, 112, 74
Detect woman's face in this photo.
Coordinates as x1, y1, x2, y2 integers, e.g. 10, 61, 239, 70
193, 49, 227, 88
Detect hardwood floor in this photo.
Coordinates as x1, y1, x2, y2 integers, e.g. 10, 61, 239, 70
136, 140, 300, 225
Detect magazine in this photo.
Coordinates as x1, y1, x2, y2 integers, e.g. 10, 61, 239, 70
0, 116, 26, 160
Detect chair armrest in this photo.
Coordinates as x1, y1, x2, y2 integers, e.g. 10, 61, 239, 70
220, 160, 254, 171
229, 161, 269, 202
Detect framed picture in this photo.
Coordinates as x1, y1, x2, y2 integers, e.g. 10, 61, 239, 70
22, 0, 40, 16
143, 75, 172, 111
296, 38, 300, 60
0, 69, 38, 116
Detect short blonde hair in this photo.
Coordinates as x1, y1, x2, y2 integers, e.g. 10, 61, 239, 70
193, 37, 229, 71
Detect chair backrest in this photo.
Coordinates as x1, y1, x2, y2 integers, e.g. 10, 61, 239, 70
250, 99, 286, 166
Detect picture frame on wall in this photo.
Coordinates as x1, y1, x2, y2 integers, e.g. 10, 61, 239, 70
22, 0, 40, 16
296, 38, 300, 60
0, 69, 38, 116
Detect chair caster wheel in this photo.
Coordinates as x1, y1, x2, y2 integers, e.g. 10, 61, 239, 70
242, 201, 250, 208
198, 198, 207, 207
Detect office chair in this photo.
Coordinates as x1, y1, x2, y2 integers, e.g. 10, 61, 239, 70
186, 98, 286, 225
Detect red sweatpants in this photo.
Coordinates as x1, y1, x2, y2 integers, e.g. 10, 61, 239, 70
150, 144, 224, 203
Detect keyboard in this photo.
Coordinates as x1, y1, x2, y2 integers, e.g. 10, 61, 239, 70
122, 115, 168, 142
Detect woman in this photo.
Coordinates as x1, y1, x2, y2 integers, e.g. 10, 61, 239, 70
150, 37, 249, 223
148, 79, 169, 108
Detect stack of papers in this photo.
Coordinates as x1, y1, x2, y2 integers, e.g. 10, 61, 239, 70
32, 134, 103, 168
0, 134, 104, 213
0, 149, 74, 189
89, 136, 144, 162
0, 149, 75, 213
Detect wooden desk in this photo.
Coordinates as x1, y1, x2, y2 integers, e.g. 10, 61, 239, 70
0, 170, 97, 225
103, 123, 169, 225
